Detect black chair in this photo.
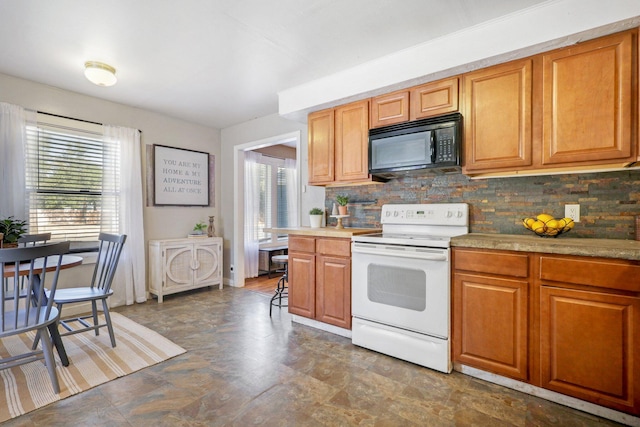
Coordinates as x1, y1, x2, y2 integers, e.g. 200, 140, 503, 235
49, 233, 126, 348
0, 241, 70, 394
269, 254, 288, 316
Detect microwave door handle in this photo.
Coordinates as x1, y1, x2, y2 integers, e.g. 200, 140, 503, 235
430, 131, 436, 163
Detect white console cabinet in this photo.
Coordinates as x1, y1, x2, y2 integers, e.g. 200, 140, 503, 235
149, 237, 222, 303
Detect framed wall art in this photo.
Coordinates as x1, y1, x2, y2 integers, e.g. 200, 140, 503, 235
153, 144, 210, 206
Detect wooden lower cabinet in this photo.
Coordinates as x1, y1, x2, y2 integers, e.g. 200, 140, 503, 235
540, 286, 640, 414
453, 273, 529, 381
453, 249, 531, 381
288, 235, 352, 329
453, 248, 640, 415
316, 255, 351, 329
288, 249, 315, 318
539, 254, 640, 415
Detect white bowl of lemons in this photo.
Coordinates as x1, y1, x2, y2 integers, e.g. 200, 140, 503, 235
522, 213, 574, 237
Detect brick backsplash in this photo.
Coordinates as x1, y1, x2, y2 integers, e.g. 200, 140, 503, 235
325, 169, 640, 240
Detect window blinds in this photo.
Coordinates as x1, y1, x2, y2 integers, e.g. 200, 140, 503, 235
25, 115, 119, 241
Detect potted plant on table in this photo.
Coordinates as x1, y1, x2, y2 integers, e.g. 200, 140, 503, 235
0, 216, 28, 248
336, 194, 349, 215
191, 221, 208, 235
309, 208, 324, 228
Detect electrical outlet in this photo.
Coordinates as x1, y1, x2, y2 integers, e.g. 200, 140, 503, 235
565, 204, 580, 223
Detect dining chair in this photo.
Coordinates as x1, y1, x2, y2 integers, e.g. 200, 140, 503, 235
0, 241, 71, 394
7, 233, 53, 297
18, 232, 52, 247
50, 233, 126, 348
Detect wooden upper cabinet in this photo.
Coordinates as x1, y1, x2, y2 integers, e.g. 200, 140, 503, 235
370, 77, 460, 128
462, 59, 533, 173
410, 77, 459, 120
542, 31, 635, 165
370, 90, 409, 128
308, 108, 334, 185
334, 100, 370, 183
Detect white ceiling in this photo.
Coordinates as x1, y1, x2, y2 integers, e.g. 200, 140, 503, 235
0, 0, 548, 129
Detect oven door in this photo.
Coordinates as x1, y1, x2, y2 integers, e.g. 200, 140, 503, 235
351, 241, 450, 338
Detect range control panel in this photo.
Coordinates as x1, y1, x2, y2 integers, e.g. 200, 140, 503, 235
380, 203, 469, 226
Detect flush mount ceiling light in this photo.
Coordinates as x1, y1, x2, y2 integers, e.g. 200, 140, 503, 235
84, 61, 117, 87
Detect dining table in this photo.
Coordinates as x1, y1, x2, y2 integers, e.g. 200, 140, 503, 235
3, 254, 83, 367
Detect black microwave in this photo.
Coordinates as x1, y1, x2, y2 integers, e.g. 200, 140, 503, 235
368, 112, 462, 179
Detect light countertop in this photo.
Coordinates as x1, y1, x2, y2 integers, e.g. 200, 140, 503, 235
265, 227, 381, 238
452, 233, 640, 261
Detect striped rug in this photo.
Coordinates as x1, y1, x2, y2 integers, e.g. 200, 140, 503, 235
0, 312, 186, 422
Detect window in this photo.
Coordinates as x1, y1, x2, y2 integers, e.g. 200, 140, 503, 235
25, 114, 119, 242
254, 156, 294, 242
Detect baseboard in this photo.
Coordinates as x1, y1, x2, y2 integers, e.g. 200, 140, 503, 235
290, 314, 352, 339
454, 363, 640, 426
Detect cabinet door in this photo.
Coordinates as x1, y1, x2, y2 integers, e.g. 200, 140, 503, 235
410, 77, 459, 120
453, 273, 529, 381
335, 100, 370, 183
194, 241, 221, 286
542, 31, 634, 165
163, 245, 194, 289
308, 108, 334, 185
540, 286, 640, 415
462, 59, 533, 173
370, 90, 409, 128
288, 251, 316, 319
316, 255, 351, 329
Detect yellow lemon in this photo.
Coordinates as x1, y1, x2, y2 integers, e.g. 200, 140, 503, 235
531, 220, 545, 233
562, 218, 575, 229
545, 228, 559, 236
546, 219, 559, 230
523, 218, 535, 229
537, 213, 554, 222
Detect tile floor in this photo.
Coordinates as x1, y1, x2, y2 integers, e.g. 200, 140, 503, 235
5, 286, 626, 426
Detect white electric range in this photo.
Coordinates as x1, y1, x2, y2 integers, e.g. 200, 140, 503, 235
350, 203, 469, 373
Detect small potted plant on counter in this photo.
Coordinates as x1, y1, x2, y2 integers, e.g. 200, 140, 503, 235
0, 216, 28, 248
336, 194, 349, 215
309, 208, 324, 228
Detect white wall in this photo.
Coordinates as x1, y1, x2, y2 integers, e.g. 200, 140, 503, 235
220, 113, 323, 285
0, 72, 221, 304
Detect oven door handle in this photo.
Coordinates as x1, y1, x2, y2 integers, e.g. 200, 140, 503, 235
352, 245, 448, 261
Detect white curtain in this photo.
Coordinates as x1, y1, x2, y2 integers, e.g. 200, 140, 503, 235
284, 158, 298, 227
0, 103, 35, 219
244, 151, 262, 278
103, 125, 146, 305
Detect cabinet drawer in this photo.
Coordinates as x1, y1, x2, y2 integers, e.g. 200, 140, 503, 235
289, 235, 316, 253
454, 249, 529, 278
316, 238, 351, 257
539, 255, 640, 292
